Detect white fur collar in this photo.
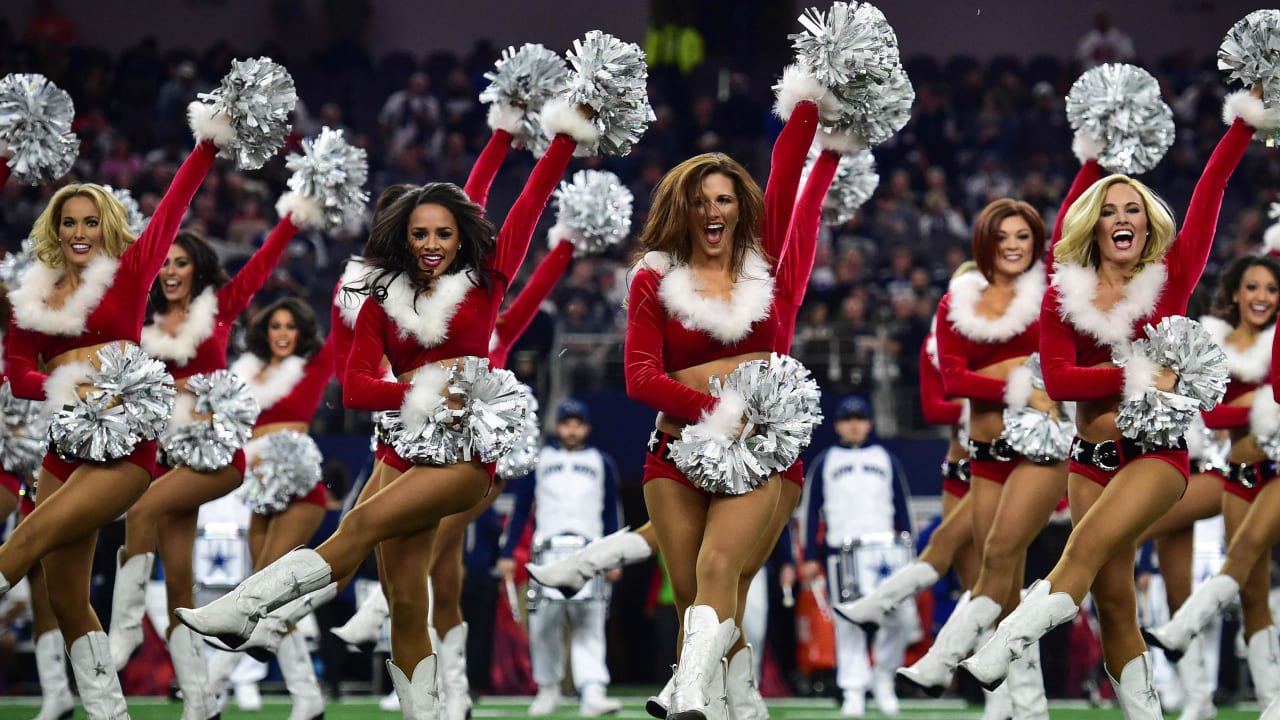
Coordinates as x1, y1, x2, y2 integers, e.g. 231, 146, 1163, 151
378, 271, 476, 348
1251, 388, 1280, 442
140, 288, 219, 365
9, 255, 119, 336
228, 354, 307, 411
1051, 263, 1167, 347
653, 250, 775, 344
335, 258, 373, 329
946, 268, 1045, 343
1199, 315, 1274, 384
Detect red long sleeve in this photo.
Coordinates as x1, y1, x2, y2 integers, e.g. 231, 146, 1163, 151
490, 133, 574, 283
1038, 289, 1125, 401
934, 295, 1009, 402
464, 129, 512, 211
5, 320, 45, 400
0, 160, 9, 188
491, 239, 573, 368
218, 215, 299, 320
762, 101, 819, 263
778, 149, 837, 309
919, 342, 962, 425
1050, 160, 1102, 268
624, 269, 718, 422
122, 141, 218, 284
1202, 403, 1250, 429
343, 299, 409, 411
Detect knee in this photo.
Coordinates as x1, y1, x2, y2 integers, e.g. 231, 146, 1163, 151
696, 547, 741, 589
338, 506, 378, 546
386, 582, 428, 623
980, 533, 1022, 570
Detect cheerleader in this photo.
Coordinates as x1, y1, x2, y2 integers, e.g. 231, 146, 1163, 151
957, 87, 1270, 717
176, 101, 594, 716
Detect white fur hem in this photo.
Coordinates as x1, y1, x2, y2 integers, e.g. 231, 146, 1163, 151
946, 268, 1045, 343
487, 103, 525, 135
399, 365, 451, 430
1003, 364, 1035, 411
1251, 389, 1280, 442
228, 354, 307, 411
1199, 315, 1273, 383
1223, 90, 1280, 132
187, 102, 237, 148
541, 98, 599, 148
658, 250, 775, 343
335, 258, 372, 329
814, 129, 865, 154
773, 65, 835, 121
1072, 130, 1103, 163
140, 288, 220, 365
276, 192, 324, 231
694, 388, 748, 440
42, 361, 92, 416
547, 223, 586, 254
1122, 356, 1160, 401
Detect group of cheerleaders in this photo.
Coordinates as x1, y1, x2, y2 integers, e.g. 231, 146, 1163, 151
0, 20, 1277, 720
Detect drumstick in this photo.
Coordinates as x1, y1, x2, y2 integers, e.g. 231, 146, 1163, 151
505, 578, 521, 622
782, 582, 795, 608
809, 578, 832, 620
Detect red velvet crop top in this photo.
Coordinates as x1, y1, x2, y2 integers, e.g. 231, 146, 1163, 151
229, 335, 335, 428
1199, 316, 1272, 429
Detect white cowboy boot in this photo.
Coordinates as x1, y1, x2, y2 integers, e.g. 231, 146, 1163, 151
1176, 636, 1215, 720
167, 625, 219, 720
526, 527, 652, 597
726, 644, 767, 720
897, 592, 1002, 696
1143, 576, 1238, 662
277, 631, 325, 720
331, 584, 388, 647
959, 581, 1078, 690
109, 549, 154, 670
1248, 625, 1280, 708
31, 630, 75, 720
981, 684, 1012, 720
1006, 639, 1048, 720
668, 606, 738, 720
1107, 652, 1162, 719
68, 632, 130, 719
1264, 694, 1280, 720
835, 561, 938, 632
237, 582, 338, 661
439, 622, 472, 720
645, 666, 675, 718
388, 655, 442, 720
175, 547, 331, 646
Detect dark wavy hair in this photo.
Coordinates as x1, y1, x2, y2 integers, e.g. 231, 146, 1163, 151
351, 182, 498, 304
244, 297, 322, 361
1214, 254, 1280, 329
147, 230, 231, 316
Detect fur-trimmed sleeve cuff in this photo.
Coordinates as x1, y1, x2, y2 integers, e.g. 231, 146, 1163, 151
1072, 130, 1103, 164
1003, 364, 1035, 410
41, 361, 91, 416
814, 128, 865, 154
276, 192, 325, 231
488, 103, 525, 135
1223, 90, 1280, 132
773, 65, 838, 122
1264, 222, 1280, 257
187, 102, 237, 148
693, 387, 748, 440
541, 98, 600, 148
1122, 355, 1161, 401
399, 364, 452, 430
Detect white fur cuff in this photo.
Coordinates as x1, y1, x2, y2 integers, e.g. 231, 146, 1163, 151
1223, 90, 1280, 132
1072, 130, 1103, 163
168, 393, 199, 430
1122, 356, 1161, 401
695, 388, 748, 440
487, 103, 525, 135
773, 65, 835, 121
1003, 365, 1035, 411
547, 223, 583, 251
541, 98, 600, 147
814, 128, 865, 154
187, 102, 237, 148
1250, 389, 1280, 441
1265, 223, 1280, 257
399, 365, 452, 430
42, 361, 92, 416
276, 192, 324, 231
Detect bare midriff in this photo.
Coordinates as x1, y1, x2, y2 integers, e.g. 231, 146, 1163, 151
252, 421, 309, 440
655, 350, 772, 435
1071, 361, 1125, 442
1226, 390, 1265, 464
967, 355, 1028, 443
45, 341, 138, 403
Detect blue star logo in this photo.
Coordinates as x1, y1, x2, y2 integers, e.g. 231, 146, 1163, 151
878, 560, 894, 580
210, 549, 229, 572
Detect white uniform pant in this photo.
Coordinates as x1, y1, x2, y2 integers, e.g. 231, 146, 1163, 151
528, 599, 611, 691
742, 569, 767, 679
829, 561, 912, 693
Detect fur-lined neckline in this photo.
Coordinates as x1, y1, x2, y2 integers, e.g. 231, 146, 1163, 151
643, 250, 775, 344
1200, 315, 1274, 384
946, 269, 1045, 343
377, 271, 476, 348
9, 255, 120, 337
335, 258, 373, 329
140, 288, 220, 365
1052, 262, 1167, 347
228, 353, 307, 411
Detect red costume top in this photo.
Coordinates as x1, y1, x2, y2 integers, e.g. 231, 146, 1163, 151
776, 148, 838, 349
920, 333, 963, 426
142, 216, 298, 379
1040, 119, 1253, 401
489, 238, 574, 369
6, 141, 218, 399
344, 132, 575, 411
229, 336, 335, 428
624, 101, 819, 422
1198, 316, 1272, 429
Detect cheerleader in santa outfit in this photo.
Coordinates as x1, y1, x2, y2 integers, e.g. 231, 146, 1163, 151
958, 87, 1273, 717
177, 101, 595, 716
1, 136, 219, 718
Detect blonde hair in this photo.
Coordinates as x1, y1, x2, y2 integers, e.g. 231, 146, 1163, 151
31, 184, 137, 269
952, 260, 979, 279
1054, 174, 1175, 271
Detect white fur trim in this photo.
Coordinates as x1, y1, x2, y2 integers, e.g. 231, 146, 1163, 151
1251, 388, 1280, 442
540, 98, 600, 147
1051, 263, 1167, 347
379, 271, 474, 349
10, 255, 119, 336
773, 65, 837, 122
946, 268, 1045, 343
487, 103, 525, 135
1199, 315, 1274, 384
640, 251, 673, 275
488, 329, 500, 353
399, 364, 451, 430
1122, 355, 1160, 401
167, 392, 199, 430
1003, 364, 1035, 410
814, 130, 864, 154
693, 387, 748, 440
1223, 90, 1280, 132
547, 224, 585, 253
335, 259, 372, 329
140, 288, 219, 365
1265, 223, 1280, 256
41, 360, 91, 416
658, 251, 775, 344
228, 354, 307, 411
275, 192, 324, 231
187, 102, 237, 148
1072, 130, 1103, 163
243, 434, 271, 463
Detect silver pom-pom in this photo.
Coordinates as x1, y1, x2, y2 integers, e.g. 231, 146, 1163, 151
481, 43, 568, 151
1116, 316, 1230, 448
497, 389, 541, 480
835, 63, 914, 146
0, 380, 48, 476
103, 185, 148, 236
51, 345, 176, 462
564, 31, 654, 156
1219, 10, 1280, 105
0, 73, 78, 185
391, 383, 466, 467
1001, 406, 1074, 464
284, 126, 369, 229
552, 169, 634, 256
196, 57, 296, 170
802, 146, 879, 225
0, 238, 37, 288
162, 371, 261, 472
670, 354, 823, 495
238, 431, 323, 515
1065, 63, 1174, 174
393, 359, 532, 466
789, 2, 900, 110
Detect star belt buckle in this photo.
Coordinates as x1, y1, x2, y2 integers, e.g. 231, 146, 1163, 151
1091, 440, 1121, 472
958, 460, 972, 483
1237, 463, 1257, 489
990, 438, 1016, 463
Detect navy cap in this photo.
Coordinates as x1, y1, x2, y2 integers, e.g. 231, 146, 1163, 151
836, 396, 872, 420
556, 399, 591, 424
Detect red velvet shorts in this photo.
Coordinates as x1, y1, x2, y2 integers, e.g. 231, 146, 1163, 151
941, 460, 971, 498
781, 458, 804, 486
376, 442, 496, 492
1069, 449, 1190, 488
292, 480, 327, 508
643, 430, 707, 495
0, 471, 23, 500
970, 458, 1023, 485
41, 441, 158, 483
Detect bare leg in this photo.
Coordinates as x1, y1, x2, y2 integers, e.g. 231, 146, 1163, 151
123, 464, 241, 560
972, 462, 1068, 615
941, 491, 979, 590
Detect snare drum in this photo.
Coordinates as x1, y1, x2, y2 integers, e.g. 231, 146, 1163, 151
526, 534, 607, 611
829, 531, 914, 604
194, 521, 251, 591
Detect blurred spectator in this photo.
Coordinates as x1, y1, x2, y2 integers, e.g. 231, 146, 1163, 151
379, 72, 442, 162
1075, 8, 1136, 68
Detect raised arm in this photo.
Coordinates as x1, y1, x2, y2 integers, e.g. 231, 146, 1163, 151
934, 295, 1008, 402
778, 148, 838, 309
762, 100, 820, 263
491, 239, 574, 366
490, 133, 575, 282
1201, 402, 1250, 429
122, 141, 218, 281
623, 269, 718, 422
342, 299, 409, 411
464, 129, 513, 211
1049, 159, 1103, 269
218, 215, 299, 319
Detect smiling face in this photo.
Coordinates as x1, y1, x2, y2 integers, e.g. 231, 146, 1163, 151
58, 195, 106, 270
1235, 264, 1280, 330
267, 308, 299, 360
688, 172, 739, 261
407, 203, 461, 278
1093, 182, 1149, 268
159, 244, 195, 304
991, 214, 1035, 279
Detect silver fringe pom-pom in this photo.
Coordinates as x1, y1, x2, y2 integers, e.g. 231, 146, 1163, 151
104, 185, 148, 236
498, 389, 541, 480
162, 371, 261, 472
1219, 9, 1280, 145
553, 169, 634, 256
393, 359, 532, 465
284, 126, 369, 229
1065, 64, 1174, 174
0, 380, 48, 476
239, 431, 323, 515
789, 2, 900, 111
196, 57, 296, 170
0, 73, 78, 185
50, 345, 175, 462
670, 354, 823, 495
0, 238, 36, 287
836, 63, 914, 146
391, 383, 467, 467
1116, 317, 1230, 448
481, 43, 568, 152
564, 31, 654, 156
1258, 424, 1280, 464
1002, 406, 1074, 464
803, 146, 879, 225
